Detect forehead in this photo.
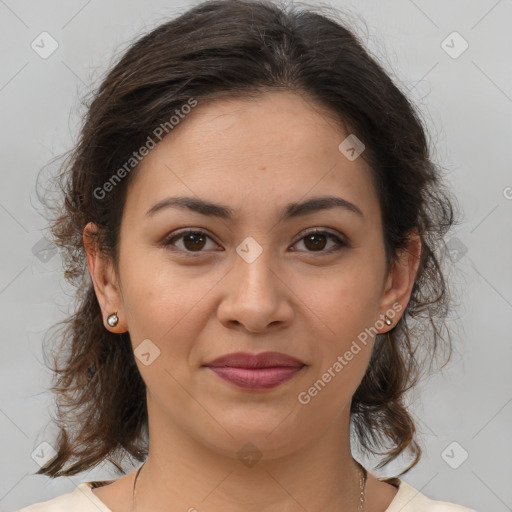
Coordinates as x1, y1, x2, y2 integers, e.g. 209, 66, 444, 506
123, 91, 380, 225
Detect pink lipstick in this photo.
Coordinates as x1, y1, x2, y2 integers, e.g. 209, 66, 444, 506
204, 351, 305, 390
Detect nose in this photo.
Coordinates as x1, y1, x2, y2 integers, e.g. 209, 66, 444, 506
216, 248, 294, 334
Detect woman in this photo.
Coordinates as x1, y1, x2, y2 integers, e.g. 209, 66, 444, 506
17, 0, 476, 510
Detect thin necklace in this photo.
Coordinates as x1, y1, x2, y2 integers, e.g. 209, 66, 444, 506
357, 461, 368, 511
132, 459, 367, 511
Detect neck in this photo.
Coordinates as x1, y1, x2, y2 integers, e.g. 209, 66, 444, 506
132, 400, 366, 512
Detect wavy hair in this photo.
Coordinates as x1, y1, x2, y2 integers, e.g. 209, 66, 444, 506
35, 0, 459, 478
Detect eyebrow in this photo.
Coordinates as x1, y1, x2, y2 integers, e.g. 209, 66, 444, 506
145, 195, 364, 222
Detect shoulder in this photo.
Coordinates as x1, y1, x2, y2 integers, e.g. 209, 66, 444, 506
384, 479, 478, 512
15, 482, 113, 512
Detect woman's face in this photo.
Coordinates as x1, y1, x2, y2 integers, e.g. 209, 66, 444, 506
86, 91, 417, 460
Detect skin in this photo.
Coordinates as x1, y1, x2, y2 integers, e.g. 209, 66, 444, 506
84, 91, 421, 512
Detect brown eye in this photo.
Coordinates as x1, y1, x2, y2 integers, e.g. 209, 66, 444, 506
181, 232, 207, 251
163, 228, 348, 256
163, 230, 217, 253
292, 230, 347, 254
303, 233, 328, 251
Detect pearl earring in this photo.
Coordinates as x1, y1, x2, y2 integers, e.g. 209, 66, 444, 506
107, 312, 119, 327
384, 315, 393, 326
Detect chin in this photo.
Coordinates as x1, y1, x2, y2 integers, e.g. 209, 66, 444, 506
194, 412, 312, 462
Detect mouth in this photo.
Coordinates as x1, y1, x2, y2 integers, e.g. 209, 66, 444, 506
203, 351, 306, 390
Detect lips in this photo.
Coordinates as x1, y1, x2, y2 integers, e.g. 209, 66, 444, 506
204, 351, 305, 369
204, 351, 306, 390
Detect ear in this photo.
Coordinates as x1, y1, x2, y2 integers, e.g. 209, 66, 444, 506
83, 222, 127, 333
377, 229, 422, 332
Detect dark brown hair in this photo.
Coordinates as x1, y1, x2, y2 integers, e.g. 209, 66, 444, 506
36, 0, 459, 478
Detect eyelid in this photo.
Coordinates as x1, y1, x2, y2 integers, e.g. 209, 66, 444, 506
294, 226, 348, 243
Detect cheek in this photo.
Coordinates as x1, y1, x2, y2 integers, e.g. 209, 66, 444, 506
289, 255, 383, 403
298, 259, 383, 338
118, 246, 221, 357
295, 277, 377, 416
118, 245, 183, 338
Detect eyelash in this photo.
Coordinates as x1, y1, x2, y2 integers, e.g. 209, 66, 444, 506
162, 228, 348, 256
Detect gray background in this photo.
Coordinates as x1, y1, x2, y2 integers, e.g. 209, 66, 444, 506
1, 0, 511, 511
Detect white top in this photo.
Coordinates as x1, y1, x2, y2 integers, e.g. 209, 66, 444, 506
16, 478, 477, 512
